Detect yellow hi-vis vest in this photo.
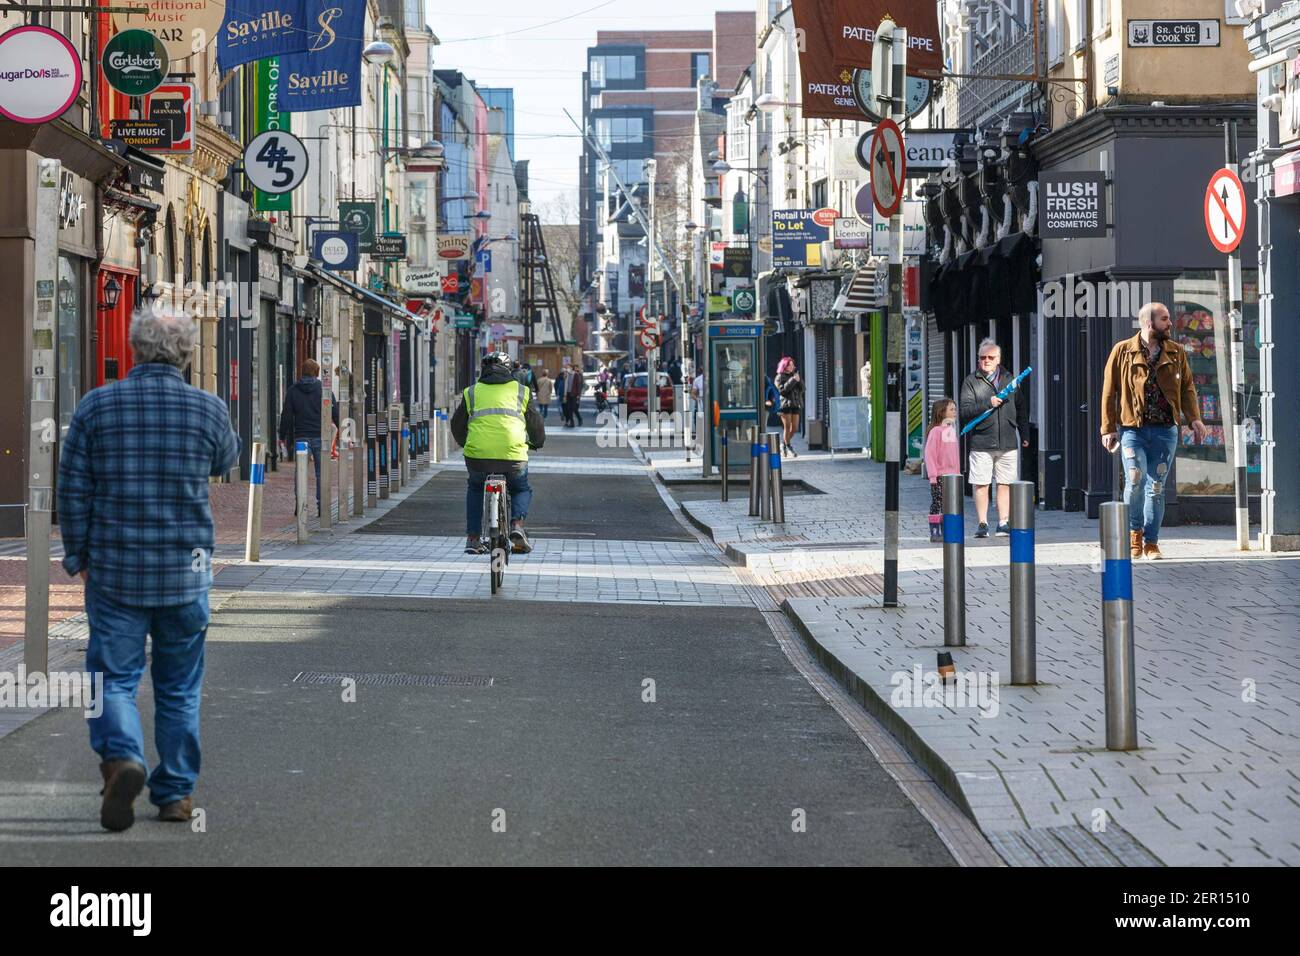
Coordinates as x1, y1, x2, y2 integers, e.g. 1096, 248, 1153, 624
463, 380, 530, 461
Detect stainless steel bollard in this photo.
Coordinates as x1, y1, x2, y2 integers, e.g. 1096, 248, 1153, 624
336, 445, 349, 524
748, 424, 761, 517
430, 407, 440, 463
1009, 480, 1036, 684
941, 473, 965, 647
1100, 501, 1139, 750
295, 440, 309, 544
720, 434, 729, 502
758, 432, 772, 520
769, 441, 785, 524
244, 441, 266, 561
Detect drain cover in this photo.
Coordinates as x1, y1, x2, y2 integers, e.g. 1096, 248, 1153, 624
292, 671, 495, 688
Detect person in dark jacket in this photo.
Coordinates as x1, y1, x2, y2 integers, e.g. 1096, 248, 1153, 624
451, 351, 546, 554
278, 359, 339, 516
774, 356, 804, 457
958, 338, 1029, 538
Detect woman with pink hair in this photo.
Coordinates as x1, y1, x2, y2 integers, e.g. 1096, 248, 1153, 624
773, 356, 804, 456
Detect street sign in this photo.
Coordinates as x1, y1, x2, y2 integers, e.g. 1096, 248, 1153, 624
103, 29, 168, 98
1204, 168, 1246, 254
1127, 19, 1221, 47
0, 26, 82, 125
732, 287, 756, 314
639, 329, 659, 351
859, 128, 972, 177
869, 119, 905, 218
243, 130, 309, 195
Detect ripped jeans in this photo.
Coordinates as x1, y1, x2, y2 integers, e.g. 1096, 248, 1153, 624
1120, 425, 1180, 543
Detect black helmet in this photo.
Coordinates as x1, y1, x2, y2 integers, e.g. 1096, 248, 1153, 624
481, 351, 512, 371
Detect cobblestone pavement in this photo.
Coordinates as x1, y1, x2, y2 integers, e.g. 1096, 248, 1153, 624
650, 448, 1300, 866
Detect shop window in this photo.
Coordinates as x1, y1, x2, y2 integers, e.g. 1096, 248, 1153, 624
1172, 269, 1261, 497
57, 256, 82, 438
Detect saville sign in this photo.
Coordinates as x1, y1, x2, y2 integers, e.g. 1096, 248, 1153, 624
0, 26, 83, 125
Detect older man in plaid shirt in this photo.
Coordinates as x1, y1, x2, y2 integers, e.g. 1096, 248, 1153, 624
58, 306, 239, 832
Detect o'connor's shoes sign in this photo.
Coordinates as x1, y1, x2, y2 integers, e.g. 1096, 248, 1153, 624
0, 26, 82, 125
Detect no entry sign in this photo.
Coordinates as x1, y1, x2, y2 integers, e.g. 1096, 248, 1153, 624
869, 119, 905, 218
1204, 168, 1246, 254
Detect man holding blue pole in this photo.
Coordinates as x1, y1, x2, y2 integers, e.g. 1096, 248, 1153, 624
959, 339, 1030, 538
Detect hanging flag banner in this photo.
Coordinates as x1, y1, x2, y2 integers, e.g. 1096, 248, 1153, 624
216, 0, 308, 73
279, 0, 363, 112
789, 0, 942, 121
253, 58, 291, 211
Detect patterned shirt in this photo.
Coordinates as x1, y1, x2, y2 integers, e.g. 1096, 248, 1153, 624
58, 364, 240, 607
1140, 348, 1174, 427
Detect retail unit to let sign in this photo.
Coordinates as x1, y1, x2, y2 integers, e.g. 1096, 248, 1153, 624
771, 209, 830, 269
0, 26, 82, 125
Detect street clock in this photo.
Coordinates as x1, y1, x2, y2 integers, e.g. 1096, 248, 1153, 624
851, 69, 932, 124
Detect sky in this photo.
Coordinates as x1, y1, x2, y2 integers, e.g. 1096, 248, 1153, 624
421, 0, 752, 222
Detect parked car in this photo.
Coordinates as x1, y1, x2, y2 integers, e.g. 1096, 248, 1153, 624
621, 372, 674, 414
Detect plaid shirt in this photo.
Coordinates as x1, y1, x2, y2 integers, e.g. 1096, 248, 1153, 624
58, 364, 240, 607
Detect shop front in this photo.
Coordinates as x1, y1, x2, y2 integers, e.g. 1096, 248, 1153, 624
1035, 103, 1259, 524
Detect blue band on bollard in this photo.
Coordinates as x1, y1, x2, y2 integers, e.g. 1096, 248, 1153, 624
721, 435, 728, 446
1010, 528, 1034, 564
296, 441, 308, 453
769, 452, 781, 469
402, 429, 410, 438
758, 443, 769, 454
751, 443, 760, 457
250, 463, 265, 485
1102, 559, 1133, 602
942, 513, 964, 543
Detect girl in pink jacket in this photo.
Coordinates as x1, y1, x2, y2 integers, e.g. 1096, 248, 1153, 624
924, 398, 961, 543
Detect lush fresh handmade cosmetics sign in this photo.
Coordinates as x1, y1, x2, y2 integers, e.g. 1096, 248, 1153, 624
280, 0, 363, 112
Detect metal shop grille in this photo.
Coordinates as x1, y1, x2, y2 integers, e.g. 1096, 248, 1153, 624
292, 671, 495, 688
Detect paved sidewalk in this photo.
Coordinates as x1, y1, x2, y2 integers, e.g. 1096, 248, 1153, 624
651, 448, 1300, 866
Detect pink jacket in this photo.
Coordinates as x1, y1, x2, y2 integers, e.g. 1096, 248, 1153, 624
924, 422, 961, 484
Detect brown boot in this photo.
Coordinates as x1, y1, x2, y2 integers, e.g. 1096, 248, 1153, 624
158, 796, 194, 822
1130, 530, 1144, 559
99, 759, 146, 832
1143, 540, 1163, 561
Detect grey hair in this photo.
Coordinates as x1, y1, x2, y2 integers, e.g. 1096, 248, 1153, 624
129, 305, 198, 368
1136, 301, 1169, 328
977, 337, 1001, 357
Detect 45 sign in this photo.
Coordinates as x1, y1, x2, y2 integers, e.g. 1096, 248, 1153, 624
243, 130, 309, 195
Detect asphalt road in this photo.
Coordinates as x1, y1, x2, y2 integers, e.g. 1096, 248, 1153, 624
0, 427, 956, 866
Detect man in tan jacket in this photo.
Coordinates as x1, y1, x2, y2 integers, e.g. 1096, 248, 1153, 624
1101, 302, 1208, 559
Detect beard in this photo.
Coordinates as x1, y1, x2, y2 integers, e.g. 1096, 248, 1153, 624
1149, 324, 1171, 342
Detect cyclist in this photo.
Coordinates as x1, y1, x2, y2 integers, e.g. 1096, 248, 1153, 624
451, 351, 545, 555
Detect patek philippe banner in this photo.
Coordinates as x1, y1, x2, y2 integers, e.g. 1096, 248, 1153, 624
279, 0, 363, 112
216, 0, 308, 73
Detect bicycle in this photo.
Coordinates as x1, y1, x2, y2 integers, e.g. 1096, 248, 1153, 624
481, 474, 511, 594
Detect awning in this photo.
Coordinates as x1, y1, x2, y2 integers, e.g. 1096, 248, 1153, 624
306, 264, 424, 325
833, 264, 884, 314
931, 233, 1037, 332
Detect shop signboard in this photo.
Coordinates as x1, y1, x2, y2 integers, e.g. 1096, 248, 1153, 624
771, 209, 830, 269
339, 200, 376, 251
279, 0, 364, 112
437, 233, 471, 260
1127, 19, 1220, 47
870, 200, 926, 256
253, 59, 291, 211
312, 230, 358, 271
0, 26, 83, 125
103, 29, 169, 98
406, 268, 441, 294
372, 233, 407, 262
1039, 171, 1107, 238
723, 246, 752, 279
112, 0, 224, 63
141, 82, 195, 153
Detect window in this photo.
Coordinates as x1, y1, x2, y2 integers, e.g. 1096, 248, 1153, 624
692, 53, 711, 85
1047, 0, 1064, 64
1173, 270, 1262, 497
1092, 0, 1110, 36
57, 256, 81, 437
590, 56, 605, 89
811, 179, 828, 210
595, 115, 644, 148
405, 0, 423, 29
728, 97, 750, 163
591, 54, 637, 88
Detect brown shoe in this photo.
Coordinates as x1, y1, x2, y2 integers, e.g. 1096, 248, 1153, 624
1130, 530, 1144, 559
158, 796, 194, 823
99, 759, 146, 832
1143, 540, 1163, 560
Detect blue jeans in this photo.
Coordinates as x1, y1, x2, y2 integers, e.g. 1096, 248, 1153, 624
466, 467, 532, 536
295, 437, 323, 514
85, 585, 209, 807
540, 402, 550, 420
1120, 425, 1180, 543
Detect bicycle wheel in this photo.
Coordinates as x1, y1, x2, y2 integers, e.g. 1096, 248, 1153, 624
500, 489, 511, 566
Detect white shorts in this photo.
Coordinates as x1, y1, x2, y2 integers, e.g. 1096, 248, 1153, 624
968, 448, 1019, 486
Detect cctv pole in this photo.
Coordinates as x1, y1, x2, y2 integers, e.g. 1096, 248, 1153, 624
1225, 121, 1249, 550
877, 18, 906, 607
646, 158, 660, 445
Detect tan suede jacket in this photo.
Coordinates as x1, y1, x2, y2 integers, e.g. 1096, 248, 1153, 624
1101, 333, 1201, 435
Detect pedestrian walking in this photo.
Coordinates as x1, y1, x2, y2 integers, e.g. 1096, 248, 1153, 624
536, 368, 554, 420
278, 358, 339, 516
564, 366, 585, 428
774, 356, 804, 457
923, 398, 962, 543
764, 375, 782, 429
959, 338, 1029, 538
1101, 301, 1207, 559
57, 307, 240, 832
